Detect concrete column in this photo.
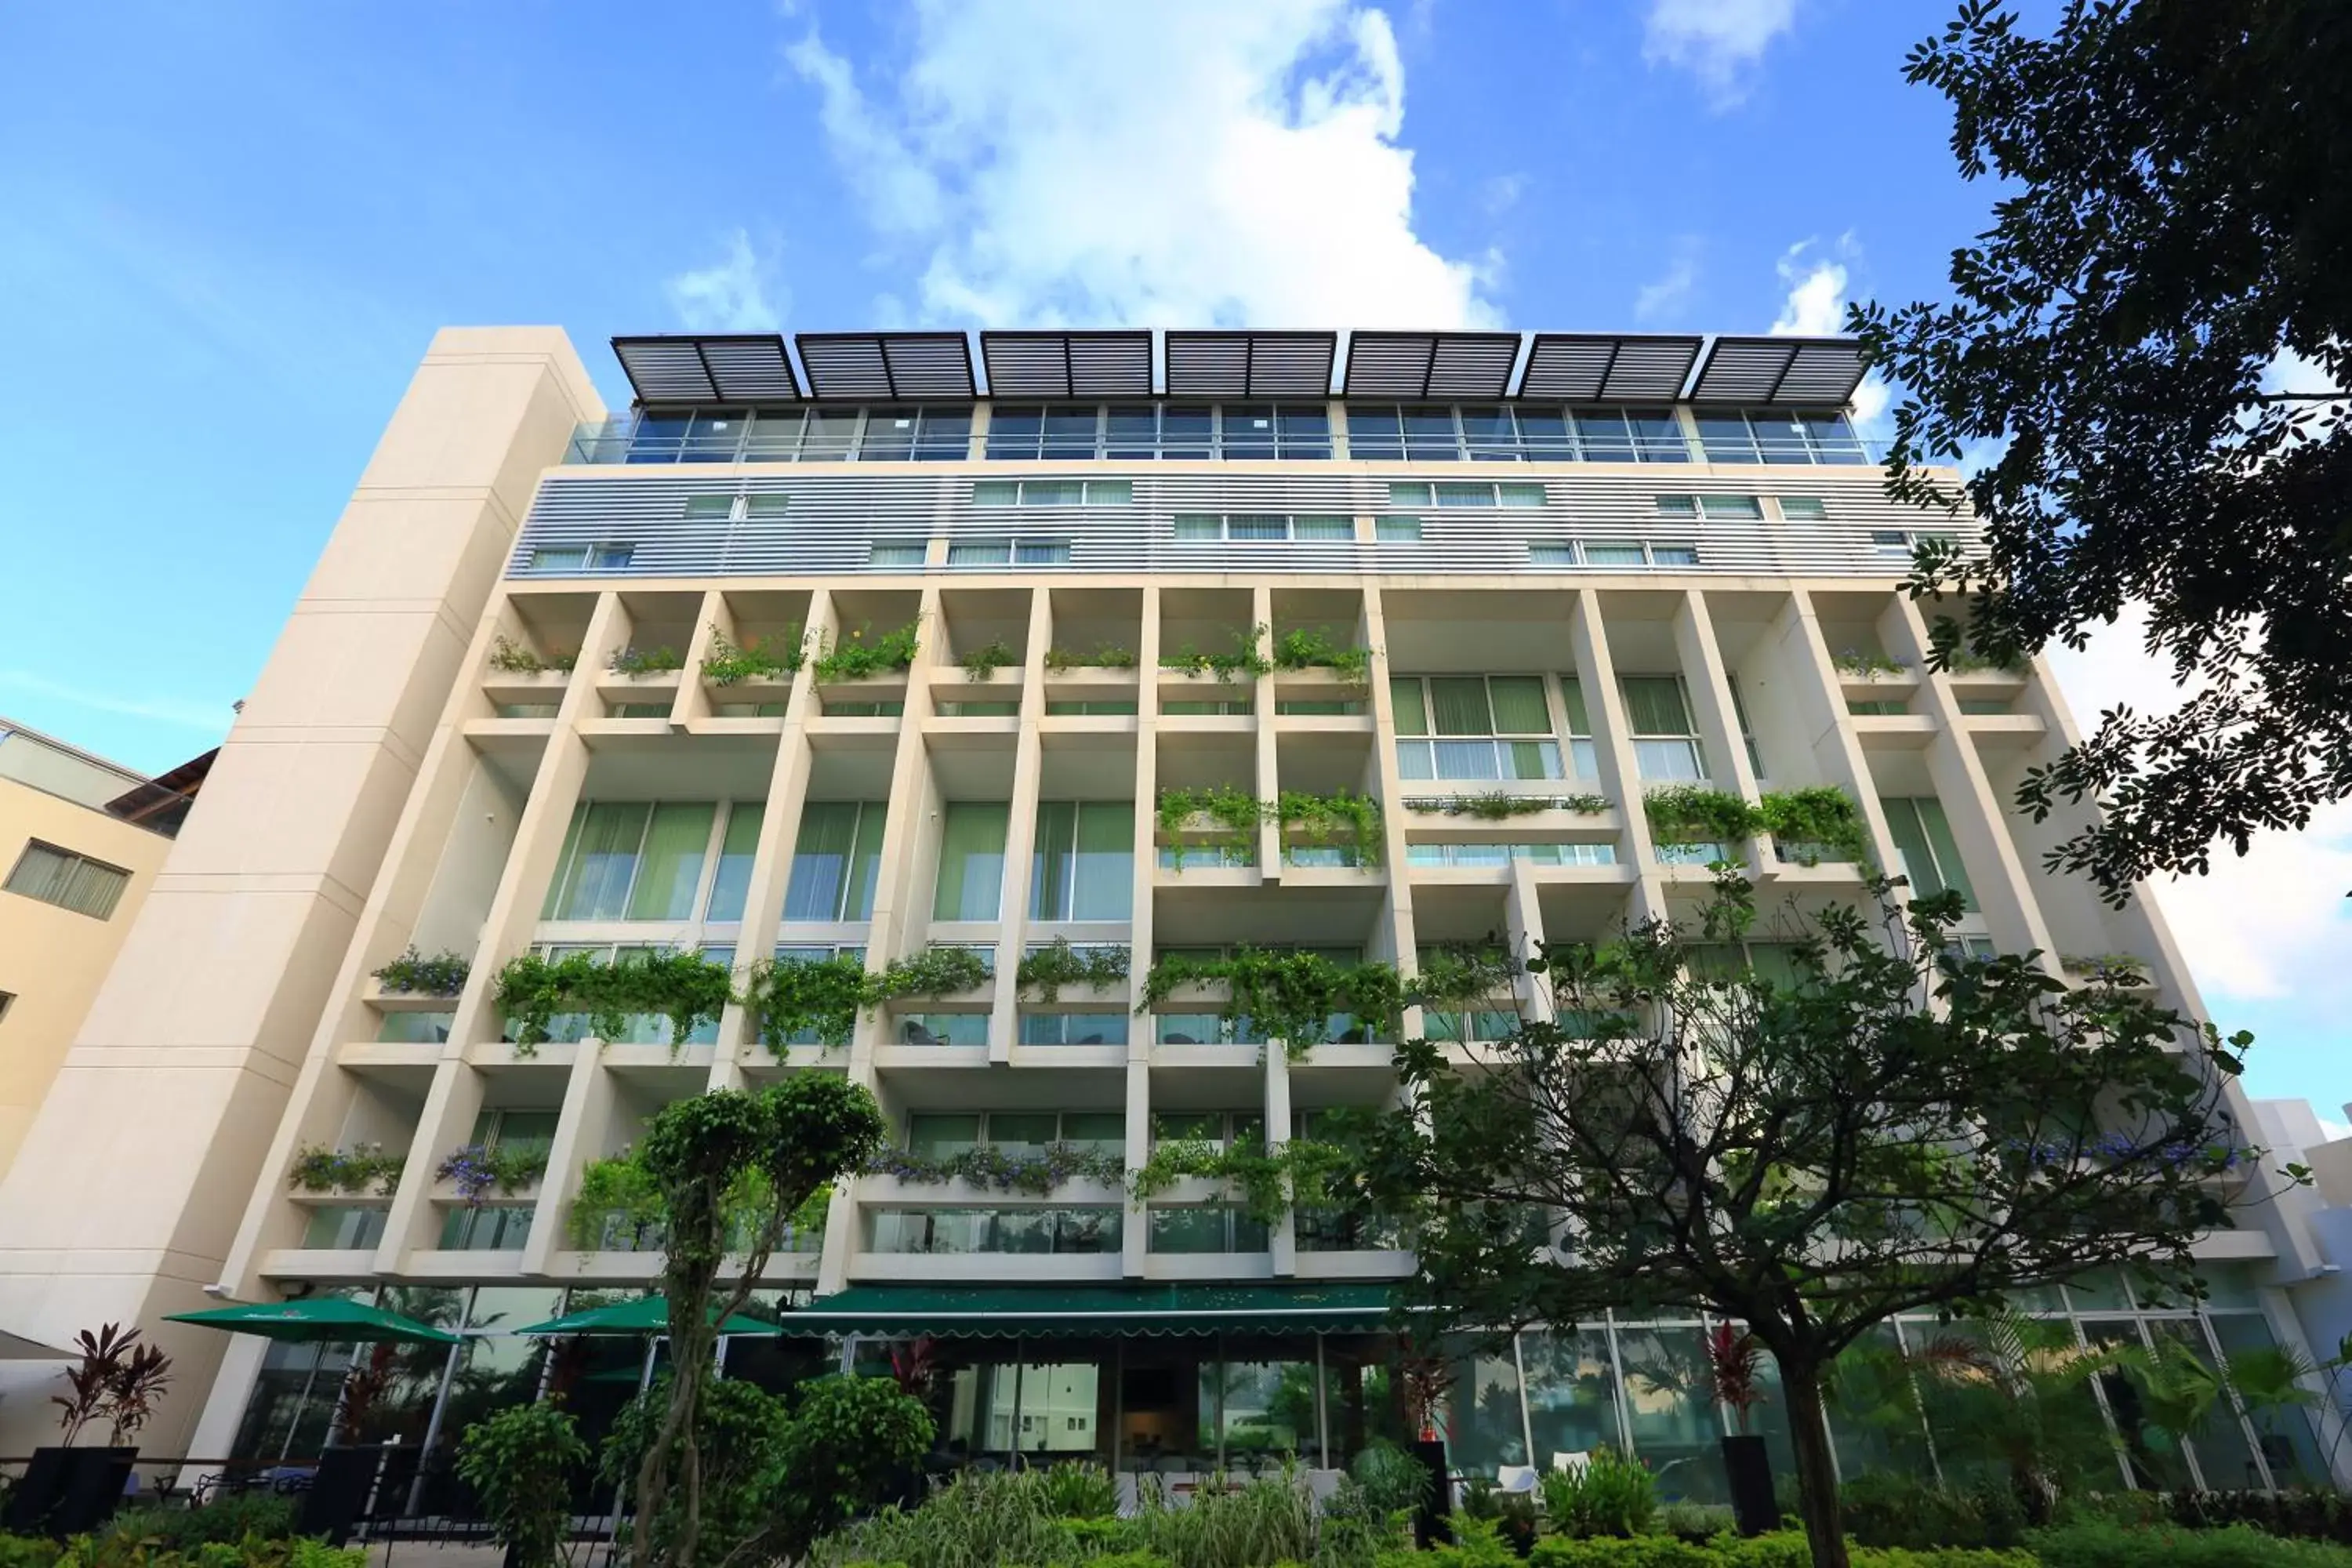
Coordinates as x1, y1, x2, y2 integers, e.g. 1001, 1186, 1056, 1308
0, 328, 599, 1454
1568, 590, 1671, 924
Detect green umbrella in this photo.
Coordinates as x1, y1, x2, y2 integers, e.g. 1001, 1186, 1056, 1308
166, 1298, 461, 1345
511, 1295, 780, 1338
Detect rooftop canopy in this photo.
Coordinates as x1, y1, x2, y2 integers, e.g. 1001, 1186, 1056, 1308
607, 328, 1868, 409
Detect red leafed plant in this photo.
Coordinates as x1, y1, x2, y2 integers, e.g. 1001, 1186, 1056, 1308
1397, 1349, 1459, 1442
1705, 1322, 1768, 1436
52, 1323, 171, 1446
888, 1334, 938, 1397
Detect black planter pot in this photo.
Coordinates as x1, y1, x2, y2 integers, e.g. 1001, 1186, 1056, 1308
2, 1446, 138, 1538
296, 1444, 387, 1547
1721, 1433, 1776, 1538
1409, 1438, 1452, 1549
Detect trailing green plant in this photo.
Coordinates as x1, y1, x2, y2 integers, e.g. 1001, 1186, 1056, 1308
456, 1399, 590, 1568
372, 946, 470, 996
1410, 942, 1519, 1010
1131, 1464, 1316, 1568
1833, 648, 1909, 677
100, 1494, 296, 1553
1642, 786, 1764, 848
38, 1536, 367, 1567
957, 639, 1022, 681
1127, 1134, 1355, 1226
1944, 648, 2024, 677
1275, 788, 1385, 867
1045, 641, 1138, 672
492, 948, 735, 1054
869, 1140, 1126, 1195
1014, 938, 1131, 1000
287, 1143, 404, 1196
1408, 792, 1612, 818
745, 952, 868, 1049
700, 623, 804, 685
608, 644, 684, 676
1537, 1446, 1658, 1539
489, 635, 575, 675
1162, 622, 1274, 683
2026, 1518, 2352, 1568
1758, 786, 1871, 865
812, 621, 921, 681
1156, 785, 1265, 869
1139, 948, 1404, 1057
567, 1150, 665, 1247
2059, 953, 2149, 982
436, 1142, 548, 1204
1272, 625, 1373, 681
869, 945, 992, 1003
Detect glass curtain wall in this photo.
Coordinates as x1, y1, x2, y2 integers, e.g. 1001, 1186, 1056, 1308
782, 802, 887, 922
935, 803, 1011, 920
1032, 801, 1134, 920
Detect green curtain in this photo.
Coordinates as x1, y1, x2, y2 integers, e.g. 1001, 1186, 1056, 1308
702, 801, 764, 921
1912, 796, 1978, 910
626, 803, 715, 920
1031, 801, 1076, 919
784, 802, 862, 922
1619, 677, 1693, 736
1389, 678, 1428, 735
1880, 797, 1978, 909
845, 802, 887, 920
1428, 677, 1492, 735
935, 802, 1011, 920
1558, 677, 1592, 736
544, 801, 650, 920
1071, 803, 1134, 920
1486, 675, 1550, 735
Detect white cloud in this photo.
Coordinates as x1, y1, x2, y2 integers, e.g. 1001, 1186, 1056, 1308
2043, 602, 2352, 1004
782, 1, 1497, 329
1634, 241, 1700, 325
1643, 0, 1799, 107
1772, 235, 1889, 427
666, 230, 783, 332
0, 670, 229, 732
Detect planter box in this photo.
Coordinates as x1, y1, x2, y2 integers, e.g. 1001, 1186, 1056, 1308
3, 1446, 136, 1538
1722, 1433, 1776, 1537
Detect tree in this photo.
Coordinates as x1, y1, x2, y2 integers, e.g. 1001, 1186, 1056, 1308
1852, 1, 2352, 903
456, 1400, 590, 1568
1350, 873, 2298, 1568
627, 1077, 887, 1567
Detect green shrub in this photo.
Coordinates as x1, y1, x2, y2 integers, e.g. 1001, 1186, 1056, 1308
1655, 1502, 1732, 1544
456, 1400, 590, 1568
1040, 1461, 1120, 1519
47, 1537, 363, 1568
1526, 1537, 1720, 1568
102, 1492, 296, 1551
1537, 1447, 1657, 1538
0, 1537, 58, 1568
1841, 1473, 1991, 1551
2030, 1519, 2352, 1568
1132, 1468, 1316, 1568
603, 1375, 796, 1566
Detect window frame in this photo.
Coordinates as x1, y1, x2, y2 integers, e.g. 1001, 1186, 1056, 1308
4, 840, 132, 920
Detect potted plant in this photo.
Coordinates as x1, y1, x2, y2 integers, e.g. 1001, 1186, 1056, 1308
3, 1323, 165, 1537
1705, 1322, 1775, 1537
1396, 1347, 1457, 1548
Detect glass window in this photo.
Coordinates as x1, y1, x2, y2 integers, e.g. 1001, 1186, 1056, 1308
622, 803, 714, 920
1377, 518, 1423, 542
684, 495, 735, 519
1291, 515, 1352, 541
1276, 405, 1332, 459
1173, 514, 1221, 541
1162, 405, 1214, 459
1522, 1328, 1622, 1464
5, 842, 129, 920
1105, 405, 1160, 459
802, 409, 861, 460
1227, 516, 1287, 541
1497, 483, 1546, 508
972, 480, 1020, 506
1748, 410, 1813, 464
1801, 412, 1867, 463
1528, 543, 1577, 567
1435, 481, 1496, 508
1622, 677, 1705, 782
1019, 1011, 1131, 1045
858, 408, 919, 460
1032, 802, 1134, 921
744, 495, 789, 518
742, 408, 804, 460
1577, 411, 1636, 463
1015, 537, 1072, 564
543, 802, 652, 920
1699, 495, 1763, 520
527, 547, 588, 573
783, 801, 886, 923
1696, 414, 1759, 463
1628, 408, 1687, 461
1653, 495, 1698, 517
868, 542, 926, 568
1386, 481, 1434, 508
1879, 797, 1976, 910
1517, 409, 1573, 461
1461, 406, 1519, 461
912, 407, 972, 460
681, 409, 750, 462
986, 405, 1045, 459
1779, 496, 1828, 521
702, 802, 764, 922
1083, 480, 1131, 505
935, 803, 1011, 920
1403, 405, 1460, 460
909, 1112, 982, 1158
1223, 405, 1277, 459
1389, 677, 1428, 736
1653, 545, 1700, 566
1585, 544, 1648, 567
1347, 406, 1406, 461
949, 539, 1014, 567
1615, 1325, 1726, 1503
1040, 408, 1098, 459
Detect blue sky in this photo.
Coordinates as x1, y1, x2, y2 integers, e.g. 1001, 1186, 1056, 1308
2, 0, 2343, 1116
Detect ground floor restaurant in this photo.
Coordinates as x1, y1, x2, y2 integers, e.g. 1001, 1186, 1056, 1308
229, 1270, 2329, 1502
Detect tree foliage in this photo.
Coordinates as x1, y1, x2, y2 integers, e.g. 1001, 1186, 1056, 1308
1351, 872, 2298, 1568
1854, 0, 2352, 901
626, 1078, 887, 1567
456, 1400, 589, 1568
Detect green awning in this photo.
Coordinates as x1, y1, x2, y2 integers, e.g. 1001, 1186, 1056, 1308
166, 1299, 461, 1346
786, 1283, 1392, 1339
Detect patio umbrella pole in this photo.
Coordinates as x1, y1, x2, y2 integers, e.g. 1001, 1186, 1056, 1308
405, 1338, 463, 1518
281, 1341, 329, 1462
1316, 1334, 1329, 1470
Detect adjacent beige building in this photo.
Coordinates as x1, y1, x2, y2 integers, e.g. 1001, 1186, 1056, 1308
0, 325, 2331, 1491
0, 722, 208, 1178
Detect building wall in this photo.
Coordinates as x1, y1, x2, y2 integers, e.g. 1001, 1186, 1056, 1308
0, 777, 172, 1175
0, 328, 601, 1454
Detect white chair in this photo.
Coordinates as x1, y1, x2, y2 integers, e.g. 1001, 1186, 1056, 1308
1552, 1450, 1591, 1476
1497, 1465, 1538, 1494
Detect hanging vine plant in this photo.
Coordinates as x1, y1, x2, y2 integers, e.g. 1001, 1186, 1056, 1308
1156, 786, 1264, 870
1137, 949, 1403, 1058
1756, 786, 1871, 865
1160, 622, 1273, 684
372, 947, 470, 996
1014, 939, 1130, 1001
1270, 626, 1373, 681
866, 1142, 1127, 1196
492, 950, 735, 1055
811, 622, 921, 681
868, 946, 992, 1004
289, 1144, 405, 1196
1642, 785, 1765, 846
608, 644, 684, 677
489, 637, 577, 675
437, 1143, 549, 1206
568, 1151, 666, 1249
1410, 942, 1521, 1011
1127, 1138, 1356, 1228
1406, 792, 1611, 818
1044, 642, 1138, 672
743, 953, 869, 1050
1273, 789, 1385, 867
956, 640, 1022, 682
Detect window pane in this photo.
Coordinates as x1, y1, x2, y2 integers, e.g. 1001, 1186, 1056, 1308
1402, 405, 1460, 460
1801, 412, 1867, 463
1653, 546, 1700, 565
1461, 406, 1519, 460
1878, 798, 1940, 902
1428, 677, 1493, 736
949, 540, 1013, 566
545, 802, 650, 920
1653, 495, 1699, 517
1072, 802, 1134, 920
1628, 408, 1686, 462
1040, 409, 1098, 459
1434, 481, 1495, 507
1619, 677, 1693, 735
935, 803, 1011, 920
1222, 405, 1276, 459
1276, 405, 1331, 458
1496, 483, 1546, 508
1523, 1329, 1622, 1463
1616, 1326, 1726, 1503
913, 408, 972, 459
1161, 405, 1213, 459
1389, 679, 1428, 735
1015, 537, 1072, 564
1698, 495, 1762, 520
1173, 514, 1221, 541
1748, 411, 1813, 464
785, 803, 856, 922
626, 803, 715, 920
1083, 480, 1132, 505
1105, 405, 1159, 458
1518, 409, 1573, 461
1635, 739, 1704, 782
803, 409, 860, 459
1486, 676, 1550, 735
985, 405, 1044, 459
1557, 677, 1592, 735
1914, 797, 1978, 911
703, 802, 764, 921
1586, 545, 1648, 566
1227, 516, 1287, 541
1434, 740, 1502, 780
1376, 517, 1422, 541
5, 844, 129, 920
972, 480, 1020, 506
1348, 408, 1406, 461
1577, 411, 1635, 462
909, 1113, 982, 1157
1290, 515, 1352, 541
1031, 801, 1076, 920
860, 408, 918, 460
1696, 414, 1757, 462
